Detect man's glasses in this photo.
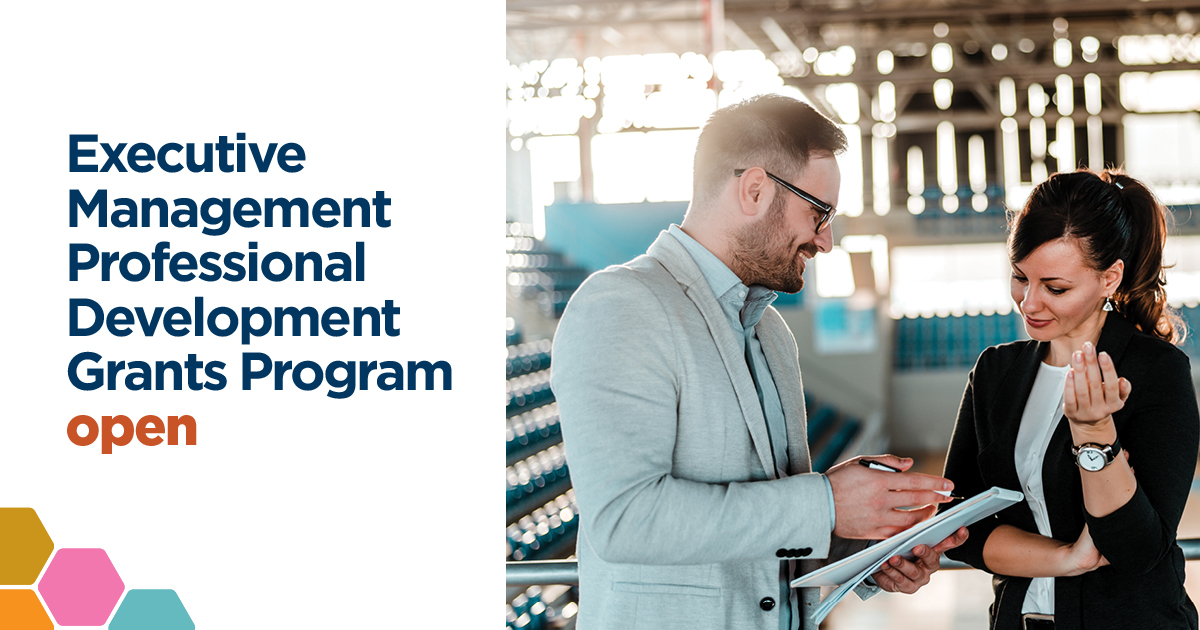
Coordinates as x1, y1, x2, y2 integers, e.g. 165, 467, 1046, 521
734, 168, 837, 234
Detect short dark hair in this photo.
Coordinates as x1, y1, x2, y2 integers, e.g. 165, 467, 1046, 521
1010, 169, 1184, 343
691, 94, 847, 207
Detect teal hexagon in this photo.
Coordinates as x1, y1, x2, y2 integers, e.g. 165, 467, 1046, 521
108, 590, 194, 630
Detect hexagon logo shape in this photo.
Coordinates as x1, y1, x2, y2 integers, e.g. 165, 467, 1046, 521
0, 508, 54, 584
109, 589, 195, 630
0, 589, 53, 629
37, 548, 125, 626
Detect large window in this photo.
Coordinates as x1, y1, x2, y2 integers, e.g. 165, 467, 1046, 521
889, 243, 1012, 318
889, 237, 1200, 319
1166, 235, 1200, 307
1124, 112, 1200, 205
525, 135, 581, 211
592, 130, 699, 203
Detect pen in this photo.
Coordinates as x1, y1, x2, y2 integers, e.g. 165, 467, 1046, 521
858, 459, 964, 499
859, 458, 901, 473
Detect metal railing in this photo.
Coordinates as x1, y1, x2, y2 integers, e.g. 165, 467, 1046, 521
506, 538, 1200, 586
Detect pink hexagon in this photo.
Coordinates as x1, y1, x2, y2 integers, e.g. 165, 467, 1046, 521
37, 548, 125, 626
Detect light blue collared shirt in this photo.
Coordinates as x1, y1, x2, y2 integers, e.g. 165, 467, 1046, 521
667, 224, 836, 521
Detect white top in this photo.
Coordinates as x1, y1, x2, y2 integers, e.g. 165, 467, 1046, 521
1013, 361, 1071, 615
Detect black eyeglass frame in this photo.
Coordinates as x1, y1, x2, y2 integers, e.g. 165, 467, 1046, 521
734, 168, 837, 233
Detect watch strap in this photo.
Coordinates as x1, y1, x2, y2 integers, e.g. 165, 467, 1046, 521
1108, 435, 1122, 459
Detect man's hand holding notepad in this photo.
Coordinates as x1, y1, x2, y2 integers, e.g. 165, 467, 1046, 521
792, 486, 1023, 624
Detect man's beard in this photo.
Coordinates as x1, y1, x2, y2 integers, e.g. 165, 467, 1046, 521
728, 193, 819, 293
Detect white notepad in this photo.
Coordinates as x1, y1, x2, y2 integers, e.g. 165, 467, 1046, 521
791, 486, 1022, 624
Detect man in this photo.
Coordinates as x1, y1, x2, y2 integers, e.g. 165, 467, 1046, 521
551, 94, 967, 630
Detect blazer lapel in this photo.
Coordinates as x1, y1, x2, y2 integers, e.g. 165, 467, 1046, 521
758, 316, 812, 474
646, 232, 779, 479
1095, 311, 1136, 367
978, 340, 1044, 490
1043, 413, 1078, 539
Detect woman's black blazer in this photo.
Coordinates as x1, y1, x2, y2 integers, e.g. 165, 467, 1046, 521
943, 312, 1199, 630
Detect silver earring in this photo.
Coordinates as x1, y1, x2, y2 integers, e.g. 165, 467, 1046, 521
1103, 297, 1114, 312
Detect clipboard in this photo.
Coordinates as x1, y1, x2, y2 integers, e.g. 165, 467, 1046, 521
791, 486, 1023, 589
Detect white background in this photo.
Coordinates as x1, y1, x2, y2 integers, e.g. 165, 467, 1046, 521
1, 2, 500, 627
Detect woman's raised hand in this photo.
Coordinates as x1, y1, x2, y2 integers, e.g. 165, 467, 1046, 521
1064, 342, 1132, 427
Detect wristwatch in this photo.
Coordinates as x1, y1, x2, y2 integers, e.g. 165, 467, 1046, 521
1072, 437, 1122, 472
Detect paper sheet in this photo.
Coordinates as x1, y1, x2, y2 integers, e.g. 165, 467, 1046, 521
794, 486, 1023, 624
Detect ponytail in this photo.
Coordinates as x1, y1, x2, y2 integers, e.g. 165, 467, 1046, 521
1101, 171, 1186, 344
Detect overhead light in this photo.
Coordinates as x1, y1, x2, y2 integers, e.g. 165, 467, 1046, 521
878, 81, 896, 121
825, 83, 860, 124
999, 77, 1016, 116
968, 134, 987, 194
907, 146, 925, 215
1084, 73, 1101, 115
872, 136, 891, 216
1030, 117, 1047, 159
1087, 116, 1104, 170
1028, 83, 1046, 117
1056, 118, 1076, 173
937, 121, 958, 198
934, 78, 954, 109
1120, 71, 1200, 113
877, 50, 894, 75
1054, 38, 1072, 68
932, 42, 954, 72
907, 145, 925, 196
1056, 75, 1074, 116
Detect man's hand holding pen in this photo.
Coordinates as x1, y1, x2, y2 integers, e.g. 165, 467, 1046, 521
823, 455, 970, 594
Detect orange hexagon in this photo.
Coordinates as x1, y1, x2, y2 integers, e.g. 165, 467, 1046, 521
0, 589, 53, 629
0, 508, 55, 585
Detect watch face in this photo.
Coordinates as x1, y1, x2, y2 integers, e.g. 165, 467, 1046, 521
1078, 448, 1107, 472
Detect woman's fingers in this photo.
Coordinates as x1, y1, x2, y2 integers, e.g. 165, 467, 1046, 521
1083, 344, 1104, 407
1071, 351, 1090, 408
1064, 369, 1078, 417
1099, 351, 1120, 404
1065, 346, 1127, 421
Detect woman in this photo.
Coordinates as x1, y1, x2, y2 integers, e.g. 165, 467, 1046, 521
942, 169, 1199, 629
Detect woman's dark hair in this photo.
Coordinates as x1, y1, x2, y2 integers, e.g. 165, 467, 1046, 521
1009, 168, 1185, 344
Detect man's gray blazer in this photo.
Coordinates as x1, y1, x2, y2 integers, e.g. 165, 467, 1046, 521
552, 231, 858, 630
